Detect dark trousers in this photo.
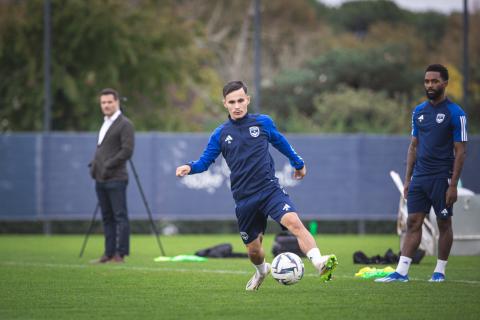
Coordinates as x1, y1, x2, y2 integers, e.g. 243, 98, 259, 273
95, 180, 130, 257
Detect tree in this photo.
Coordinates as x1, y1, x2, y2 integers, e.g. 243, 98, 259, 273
330, 0, 406, 35
177, 0, 330, 89
312, 87, 410, 134
262, 45, 422, 122
0, 0, 220, 131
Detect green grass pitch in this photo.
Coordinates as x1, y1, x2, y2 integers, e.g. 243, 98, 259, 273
1, 234, 479, 319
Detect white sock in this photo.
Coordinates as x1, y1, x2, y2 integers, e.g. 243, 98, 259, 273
254, 261, 268, 275
434, 259, 448, 275
396, 256, 412, 276
306, 248, 323, 267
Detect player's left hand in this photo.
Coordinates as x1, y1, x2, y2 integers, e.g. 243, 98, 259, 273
176, 165, 191, 177
446, 185, 457, 208
293, 165, 306, 180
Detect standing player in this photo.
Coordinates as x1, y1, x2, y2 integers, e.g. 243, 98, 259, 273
176, 81, 338, 290
376, 64, 467, 283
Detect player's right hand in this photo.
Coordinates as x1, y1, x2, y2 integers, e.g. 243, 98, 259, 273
176, 165, 191, 177
293, 165, 306, 180
403, 183, 409, 200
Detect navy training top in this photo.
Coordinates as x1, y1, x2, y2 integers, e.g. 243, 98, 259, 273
188, 113, 304, 201
411, 98, 468, 179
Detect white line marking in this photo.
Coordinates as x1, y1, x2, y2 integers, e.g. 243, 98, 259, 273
1, 261, 479, 285
0, 261, 250, 275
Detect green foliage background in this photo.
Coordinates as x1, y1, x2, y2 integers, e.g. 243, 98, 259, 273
0, 0, 478, 133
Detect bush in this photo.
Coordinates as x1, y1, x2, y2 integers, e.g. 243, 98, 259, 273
312, 87, 410, 134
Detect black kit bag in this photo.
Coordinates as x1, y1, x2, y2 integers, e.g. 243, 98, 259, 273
195, 243, 248, 258
271, 232, 305, 257
353, 248, 424, 265
353, 249, 400, 264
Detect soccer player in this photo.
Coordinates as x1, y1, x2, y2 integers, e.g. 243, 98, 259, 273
376, 64, 468, 283
176, 81, 338, 290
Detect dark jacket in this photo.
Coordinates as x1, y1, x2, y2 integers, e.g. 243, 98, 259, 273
90, 114, 135, 182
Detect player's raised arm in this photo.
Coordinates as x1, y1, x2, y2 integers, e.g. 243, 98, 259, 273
175, 126, 222, 177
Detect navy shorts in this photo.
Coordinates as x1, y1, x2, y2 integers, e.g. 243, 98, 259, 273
235, 186, 297, 244
407, 177, 452, 219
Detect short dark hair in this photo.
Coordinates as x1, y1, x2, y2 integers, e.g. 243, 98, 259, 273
425, 64, 449, 81
100, 88, 119, 100
222, 81, 247, 97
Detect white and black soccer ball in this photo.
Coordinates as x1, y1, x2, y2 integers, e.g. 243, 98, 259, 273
271, 252, 304, 285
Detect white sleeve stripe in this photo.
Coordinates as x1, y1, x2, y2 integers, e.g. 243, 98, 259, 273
460, 116, 468, 141
411, 112, 415, 136
460, 116, 464, 141
460, 116, 463, 141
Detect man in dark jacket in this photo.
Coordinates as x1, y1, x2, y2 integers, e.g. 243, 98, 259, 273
90, 88, 135, 263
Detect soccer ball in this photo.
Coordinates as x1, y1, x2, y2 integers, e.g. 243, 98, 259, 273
271, 252, 304, 285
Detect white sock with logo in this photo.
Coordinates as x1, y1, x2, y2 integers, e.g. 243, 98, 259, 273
306, 248, 323, 269
396, 256, 412, 276
434, 259, 448, 275
254, 261, 268, 275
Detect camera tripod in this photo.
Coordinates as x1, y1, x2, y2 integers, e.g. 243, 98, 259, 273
79, 159, 166, 258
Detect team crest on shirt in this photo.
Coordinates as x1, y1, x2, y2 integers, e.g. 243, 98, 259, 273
249, 126, 260, 137
436, 113, 445, 124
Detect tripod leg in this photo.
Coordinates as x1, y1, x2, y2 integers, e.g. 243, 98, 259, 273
129, 160, 166, 256
79, 203, 100, 258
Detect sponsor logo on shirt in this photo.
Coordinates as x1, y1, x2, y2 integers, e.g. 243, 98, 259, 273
418, 115, 424, 122
225, 135, 233, 144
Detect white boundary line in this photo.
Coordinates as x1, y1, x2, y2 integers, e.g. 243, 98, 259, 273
1, 261, 479, 285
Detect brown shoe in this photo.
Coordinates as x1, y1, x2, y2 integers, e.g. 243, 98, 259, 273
111, 254, 125, 263
90, 255, 112, 264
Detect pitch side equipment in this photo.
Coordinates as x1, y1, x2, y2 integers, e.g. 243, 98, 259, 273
79, 160, 166, 258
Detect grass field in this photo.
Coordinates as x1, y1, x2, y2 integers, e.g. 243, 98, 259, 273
1, 234, 479, 319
